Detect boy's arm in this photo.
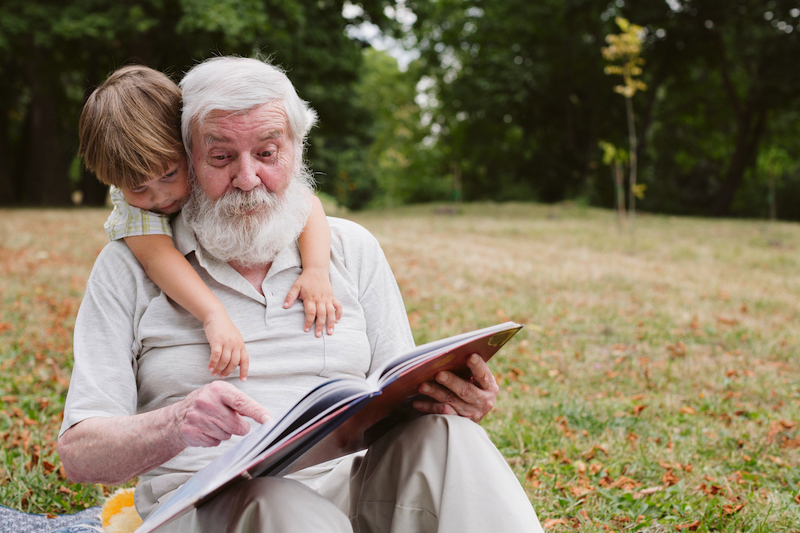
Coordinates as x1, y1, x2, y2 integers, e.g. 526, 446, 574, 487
284, 195, 343, 336
123, 235, 249, 380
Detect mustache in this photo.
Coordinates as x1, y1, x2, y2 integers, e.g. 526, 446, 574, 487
210, 186, 280, 217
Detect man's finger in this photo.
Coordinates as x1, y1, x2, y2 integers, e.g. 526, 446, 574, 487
216, 383, 271, 425
466, 354, 496, 390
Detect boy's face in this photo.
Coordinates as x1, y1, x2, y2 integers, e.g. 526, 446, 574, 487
121, 159, 190, 215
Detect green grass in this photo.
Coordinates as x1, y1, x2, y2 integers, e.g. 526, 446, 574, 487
2, 203, 800, 530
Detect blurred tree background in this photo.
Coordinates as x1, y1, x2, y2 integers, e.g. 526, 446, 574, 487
0, 0, 798, 219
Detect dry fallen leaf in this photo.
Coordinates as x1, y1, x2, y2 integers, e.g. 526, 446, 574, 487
722, 502, 745, 515
542, 518, 568, 528
667, 341, 687, 358
662, 469, 680, 487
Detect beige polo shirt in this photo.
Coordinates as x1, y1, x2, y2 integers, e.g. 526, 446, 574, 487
60, 215, 414, 506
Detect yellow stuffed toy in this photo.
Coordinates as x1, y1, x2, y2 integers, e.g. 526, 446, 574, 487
100, 487, 142, 533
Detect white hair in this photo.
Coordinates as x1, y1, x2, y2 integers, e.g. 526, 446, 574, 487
179, 56, 318, 171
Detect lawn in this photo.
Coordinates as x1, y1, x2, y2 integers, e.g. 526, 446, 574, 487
1, 203, 799, 531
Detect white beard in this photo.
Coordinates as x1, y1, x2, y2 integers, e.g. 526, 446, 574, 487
183, 172, 313, 268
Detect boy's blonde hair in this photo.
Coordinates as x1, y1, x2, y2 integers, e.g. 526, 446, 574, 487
79, 65, 184, 189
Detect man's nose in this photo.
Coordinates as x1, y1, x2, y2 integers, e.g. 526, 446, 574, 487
232, 156, 260, 191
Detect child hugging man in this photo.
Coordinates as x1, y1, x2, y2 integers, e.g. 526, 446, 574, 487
78, 65, 341, 381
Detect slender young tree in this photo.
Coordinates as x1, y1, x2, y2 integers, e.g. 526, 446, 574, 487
598, 141, 628, 231
602, 17, 646, 249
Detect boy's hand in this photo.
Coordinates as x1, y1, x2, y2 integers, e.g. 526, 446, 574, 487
284, 267, 343, 337
204, 311, 249, 381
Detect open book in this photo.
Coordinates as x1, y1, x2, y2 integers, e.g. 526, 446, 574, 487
135, 322, 522, 533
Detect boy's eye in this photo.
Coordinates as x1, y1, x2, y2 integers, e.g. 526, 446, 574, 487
130, 186, 147, 193
162, 170, 178, 181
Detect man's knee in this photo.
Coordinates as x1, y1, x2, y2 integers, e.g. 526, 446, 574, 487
391, 414, 486, 449
200, 477, 352, 533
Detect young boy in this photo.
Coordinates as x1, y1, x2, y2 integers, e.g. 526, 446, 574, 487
78, 65, 341, 381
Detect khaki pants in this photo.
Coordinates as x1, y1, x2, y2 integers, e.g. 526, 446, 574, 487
156, 415, 543, 532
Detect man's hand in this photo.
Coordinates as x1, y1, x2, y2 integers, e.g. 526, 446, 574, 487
412, 354, 499, 423
174, 381, 270, 448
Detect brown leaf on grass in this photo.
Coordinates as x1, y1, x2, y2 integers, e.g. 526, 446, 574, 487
698, 483, 725, 496
728, 471, 746, 485
0, 395, 16, 403
567, 477, 594, 499
679, 406, 697, 415
58, 486, 74, 496
555, 417, 575, 439
632, 404, 647, 416
767, 455, 785, 466
722, 502, 745, 515
716, 316, 740, 326
598, 475, 614, 487
542, 518, 568, 528
589, 462, 604, 475
609, 475, 640, 490
552, 449, 572, 464
767, 419, 797, 444
794, 493, 800, 505
667, 341, 687, 358
662, 469, 680, 487
675, 520, 701, 531
635, 486, 662, 498
526, 467, 542, 488
659, 461, 693, 472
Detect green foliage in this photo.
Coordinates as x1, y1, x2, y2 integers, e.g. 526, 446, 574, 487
0, 0, 400, 210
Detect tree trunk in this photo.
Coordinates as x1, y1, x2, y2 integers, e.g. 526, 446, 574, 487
769, 173, 776, 221
79, 52, 110, 207
625, 95, 637, 252
710, 103, 767, 216
614, 161, 625, 230
22, 50, 71, 206
0, 82, 14, 205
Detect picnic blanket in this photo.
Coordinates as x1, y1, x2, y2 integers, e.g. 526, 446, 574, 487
0, 505, 102, 533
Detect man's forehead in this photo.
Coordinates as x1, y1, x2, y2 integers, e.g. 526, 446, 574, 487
197, 103, 289, 142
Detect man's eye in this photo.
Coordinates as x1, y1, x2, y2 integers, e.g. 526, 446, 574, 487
211, 155, 228, 161
259, 150, 273, 158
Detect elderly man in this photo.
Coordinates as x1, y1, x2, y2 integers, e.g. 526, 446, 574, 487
58, 57, 542, 532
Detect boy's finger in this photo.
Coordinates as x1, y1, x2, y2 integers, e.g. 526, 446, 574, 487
221, 352, 239, 379
326, 302, 337, 335
333, 299, 343, 322
215, 348, 232, 376
284, 284, 301, 308
208, 345, 222, 375
315, 306, 327, 338
304, 301, 317, 333
239, 348, 250, 382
